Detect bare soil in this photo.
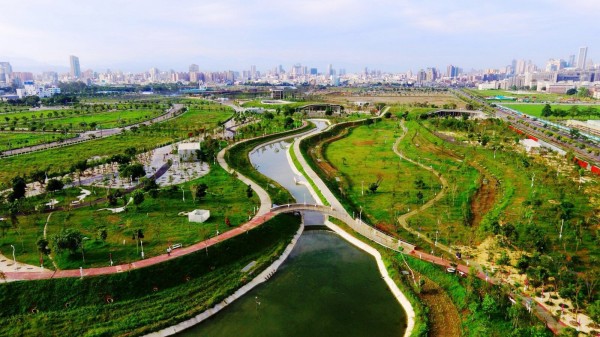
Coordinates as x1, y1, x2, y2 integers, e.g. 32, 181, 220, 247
417, 273, 462, 337
469, 172, 499, 227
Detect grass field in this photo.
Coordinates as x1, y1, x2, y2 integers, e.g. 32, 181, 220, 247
466, 89, 566, 102
0, 164, 259, 269
502, 103, 600, 120
0, 132, 76, 152
324, 118, 436, 226
0, 102, 234, 184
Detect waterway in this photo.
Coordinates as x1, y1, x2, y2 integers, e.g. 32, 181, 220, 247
176, 120, 407, 336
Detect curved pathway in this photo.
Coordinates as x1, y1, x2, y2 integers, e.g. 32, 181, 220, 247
1, 125, 308, 281
392, 120, 454, 255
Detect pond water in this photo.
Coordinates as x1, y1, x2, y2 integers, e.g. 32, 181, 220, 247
175, 120, 407, 336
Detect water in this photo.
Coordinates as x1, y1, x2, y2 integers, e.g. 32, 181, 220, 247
175, 119, 407, 336
176, 231, 407, 337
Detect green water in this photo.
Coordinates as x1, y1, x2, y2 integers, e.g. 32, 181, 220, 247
176, 230, 407, 337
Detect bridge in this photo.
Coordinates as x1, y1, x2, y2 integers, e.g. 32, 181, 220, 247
270, 203, 416, 253
420, 109, 487, 119
297, 103, 343, 114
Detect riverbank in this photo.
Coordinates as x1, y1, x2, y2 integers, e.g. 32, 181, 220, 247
144, 222, 305, 337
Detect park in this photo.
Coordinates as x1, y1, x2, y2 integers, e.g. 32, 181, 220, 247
0, 87, 599, 337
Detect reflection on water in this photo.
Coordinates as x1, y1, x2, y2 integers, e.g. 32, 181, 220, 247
175, 119, 407, 337
176, 231, 407, 337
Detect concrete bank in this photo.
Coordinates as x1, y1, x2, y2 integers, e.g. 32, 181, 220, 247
324, 220, 415, 337
287, 120, 415, 337
144, 223, 304, 337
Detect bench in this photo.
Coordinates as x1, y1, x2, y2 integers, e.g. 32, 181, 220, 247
171, 243, 183, 249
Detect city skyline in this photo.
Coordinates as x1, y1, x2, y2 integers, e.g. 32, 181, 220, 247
1, 0, 598, 73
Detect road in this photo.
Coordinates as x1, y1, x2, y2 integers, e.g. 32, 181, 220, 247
456, 89, 600, 166
0, 104, 186, 157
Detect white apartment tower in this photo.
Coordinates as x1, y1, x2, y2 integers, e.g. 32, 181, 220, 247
577, 47, 588, 70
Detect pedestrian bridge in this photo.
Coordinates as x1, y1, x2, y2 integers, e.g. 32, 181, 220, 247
270, 203, 415, 253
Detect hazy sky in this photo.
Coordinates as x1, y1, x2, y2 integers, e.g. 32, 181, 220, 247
0, 0, 598, 73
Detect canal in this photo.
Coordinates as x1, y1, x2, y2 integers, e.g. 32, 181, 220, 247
176, 120, 407, 337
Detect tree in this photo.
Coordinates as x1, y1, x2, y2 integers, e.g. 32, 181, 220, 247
196, 183, 208, 201
132, 190, 145, 208
577, 87, 590, 98
46, 179, 64, 193
9, 176, 26, 201
30, 170, 46, 188
97, 227, 108, 241
119, 163, 146, 181
588, 300, 600, 324
283, 116, 294, 129
36, 237, 51, 256
71, 159, 88, 186
481, 294, 499, 318
140, 177, 158, 192
368, 174, 384, 193
541, 104, 552, 117
246, 184, 253, 198
53, 228, 83, 254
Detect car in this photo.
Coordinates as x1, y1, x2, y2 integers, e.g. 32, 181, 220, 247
446, 267, 456, 273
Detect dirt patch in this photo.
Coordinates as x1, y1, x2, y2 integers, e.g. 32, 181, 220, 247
353, 140, 375, 146
417, 274, 461, 337
469, 173, 499, 227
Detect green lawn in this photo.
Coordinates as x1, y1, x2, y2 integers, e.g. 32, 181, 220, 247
466, 89, 565, 102
0, 132, 76, 152
0, 164, 259, 269
502, 103, 600, 120
324, 118, 436, 227
0, 101, 234, 185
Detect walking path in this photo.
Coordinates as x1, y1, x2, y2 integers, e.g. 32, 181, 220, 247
0, 104, 186, 158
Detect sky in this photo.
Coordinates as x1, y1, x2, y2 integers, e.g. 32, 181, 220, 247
0, 0, 598, 74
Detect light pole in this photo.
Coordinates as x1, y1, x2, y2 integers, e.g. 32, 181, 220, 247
435, 230, 439, 246
81, 237, 89, 263
181, 186, 185, 202
361, 180, 364, 196
359, 206, 363, 223
140, 240, 145, 259
10, 244, 15, 264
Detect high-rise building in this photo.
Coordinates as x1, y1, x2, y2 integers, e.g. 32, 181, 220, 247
0, 62, 12, 84
327, 64, 333, 76
568, 55, 576, 67
310, 68, 317, 75
447, 65, 459, 78
189, 64, 199, 82
70, 55, 81, 78
578, 47, 588, 70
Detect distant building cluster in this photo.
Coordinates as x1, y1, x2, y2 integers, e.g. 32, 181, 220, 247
1, 47, 599, 99
475, 47, 600, 97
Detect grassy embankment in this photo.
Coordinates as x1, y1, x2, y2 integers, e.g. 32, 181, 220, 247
0, 213, 301, 337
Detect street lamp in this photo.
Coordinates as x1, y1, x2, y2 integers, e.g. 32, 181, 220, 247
435, 230, 439, 246
181, 186, 185, 202
10, 244, 15, 264
359, 206, 363, 223
140, 240, 145, 259
81, 237, 89, 263
361, 180, 364, 196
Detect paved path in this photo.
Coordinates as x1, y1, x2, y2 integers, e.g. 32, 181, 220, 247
1, 125, 308, 281
0, 104, 185, 158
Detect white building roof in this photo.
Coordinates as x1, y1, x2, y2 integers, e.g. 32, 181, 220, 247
178, 143, 200, 151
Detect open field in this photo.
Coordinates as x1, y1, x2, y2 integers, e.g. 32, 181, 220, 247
0, 102, 234, 184
0, 213, 300, 337
502, 103, 600, 120
324, 118, 437, 226
0, 164, 259, 269
321, 93, 465, 108
0, 132, 76, 152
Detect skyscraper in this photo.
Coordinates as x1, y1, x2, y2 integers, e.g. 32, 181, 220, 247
568, 55, 576, 67
577, 47, 588, 70
70, 55, 81, 78
0, 62, 12, 84
189, 64, 199, 82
